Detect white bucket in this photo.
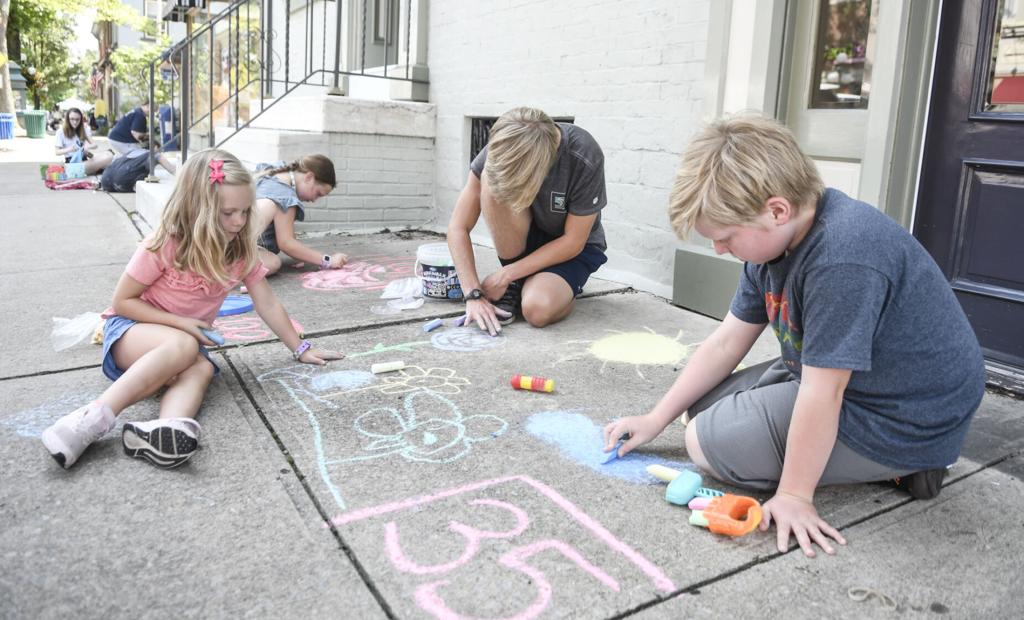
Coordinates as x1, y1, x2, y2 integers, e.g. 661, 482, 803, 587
415, 242, 463, 300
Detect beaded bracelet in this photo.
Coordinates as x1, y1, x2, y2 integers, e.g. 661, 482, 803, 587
293, 339, 312, 360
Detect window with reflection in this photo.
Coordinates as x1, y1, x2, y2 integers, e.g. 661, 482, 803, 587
988, 0, 1024, 112
810, 0, 876, 110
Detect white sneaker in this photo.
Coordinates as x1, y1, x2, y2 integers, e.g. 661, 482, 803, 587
41, 401, 116, 469
122, 418, 201, 469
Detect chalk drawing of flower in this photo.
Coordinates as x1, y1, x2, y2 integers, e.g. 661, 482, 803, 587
331, 390, 507, 464
378, 366, 471, 395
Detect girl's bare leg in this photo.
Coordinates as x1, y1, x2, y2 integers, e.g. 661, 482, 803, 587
100, 324, 205, 415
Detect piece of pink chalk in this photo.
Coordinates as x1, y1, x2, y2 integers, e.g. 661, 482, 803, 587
688, 497, 712, 510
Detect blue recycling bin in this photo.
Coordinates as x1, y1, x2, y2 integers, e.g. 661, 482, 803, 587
0, 113, 14, 141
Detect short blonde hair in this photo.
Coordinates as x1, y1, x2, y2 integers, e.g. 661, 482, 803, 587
483, 107, 560, 213
668, 116, 824, 238
150, 149, 258, 284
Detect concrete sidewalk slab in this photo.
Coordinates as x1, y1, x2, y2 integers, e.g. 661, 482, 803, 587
223, 291, 807, 618
660, 459, 1024, 619
0, 163, 63, 198
0, 192, 139, 274
226, 287, 1024, 618
0, 363, 386, 618
0, 264, 127, 378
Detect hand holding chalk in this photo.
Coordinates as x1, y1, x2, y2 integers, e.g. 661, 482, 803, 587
600, 433, 631, 464
601, 414, 665, 461
201, 329, 225, 345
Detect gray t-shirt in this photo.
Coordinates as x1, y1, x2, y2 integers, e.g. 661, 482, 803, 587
470, 123, 607, 250
729, 188, 985, 470
254, 163, 305, 253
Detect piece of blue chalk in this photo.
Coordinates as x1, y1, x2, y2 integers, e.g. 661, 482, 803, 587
452, 315, 468, 327
601, 441, 623, 464
201, 329, 225, 345
423, 318, 444, 332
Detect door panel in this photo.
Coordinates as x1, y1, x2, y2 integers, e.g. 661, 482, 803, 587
915, 0, 1024, 376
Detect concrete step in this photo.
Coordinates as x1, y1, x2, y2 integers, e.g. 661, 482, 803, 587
215, 126, 331, 169
248, 93, 435, 137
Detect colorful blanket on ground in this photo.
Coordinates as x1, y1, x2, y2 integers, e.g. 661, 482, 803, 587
45, 178, 97, 191
39, 163, 87, 181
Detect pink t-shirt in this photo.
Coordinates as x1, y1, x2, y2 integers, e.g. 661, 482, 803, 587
104, 236, 268, 324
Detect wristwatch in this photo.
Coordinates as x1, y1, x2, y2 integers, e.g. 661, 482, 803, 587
320, 254, 331, 270
466, 288, 483, 300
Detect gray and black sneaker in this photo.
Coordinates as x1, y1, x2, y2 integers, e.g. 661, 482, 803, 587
894, 467, 947, 500
493, 279, 523, 325
122, 418, 201, 469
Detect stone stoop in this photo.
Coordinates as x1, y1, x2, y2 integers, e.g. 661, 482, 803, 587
135, 93, 439, 235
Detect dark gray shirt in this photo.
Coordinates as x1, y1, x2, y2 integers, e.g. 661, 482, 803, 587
729, 189, 985, 470
471, 123, 607, 250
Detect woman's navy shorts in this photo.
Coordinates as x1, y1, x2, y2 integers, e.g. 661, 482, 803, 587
525, 225, 608, 296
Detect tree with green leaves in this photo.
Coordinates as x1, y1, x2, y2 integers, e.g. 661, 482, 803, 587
2, 0, 147, 112
111, 32, 171, 114
1, 0, 18, 116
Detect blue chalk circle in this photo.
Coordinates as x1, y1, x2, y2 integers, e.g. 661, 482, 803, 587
201, 329, 225, 345
311, 370, 377, 392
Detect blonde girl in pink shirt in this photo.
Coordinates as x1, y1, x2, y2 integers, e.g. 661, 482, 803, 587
42, 149, 343, 470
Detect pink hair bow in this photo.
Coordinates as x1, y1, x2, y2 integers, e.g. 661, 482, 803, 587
209, 159, 225, 185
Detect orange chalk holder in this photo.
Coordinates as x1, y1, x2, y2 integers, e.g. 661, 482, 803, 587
688, 494, 762, 537
510, 374, 554, 393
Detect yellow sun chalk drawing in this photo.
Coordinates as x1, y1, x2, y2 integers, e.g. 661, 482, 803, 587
559, 328, 699, 380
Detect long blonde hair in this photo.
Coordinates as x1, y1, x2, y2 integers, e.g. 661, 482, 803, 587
483, 107, 560, 213
668, 115, 824, 239
149, 149, 258, 284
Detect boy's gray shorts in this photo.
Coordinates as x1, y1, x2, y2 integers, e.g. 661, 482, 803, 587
690, 358, 916, 491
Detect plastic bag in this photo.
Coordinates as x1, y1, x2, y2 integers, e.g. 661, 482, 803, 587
64, 162, 87, 179
380, 276, 423, 300
51, 312, 103, 352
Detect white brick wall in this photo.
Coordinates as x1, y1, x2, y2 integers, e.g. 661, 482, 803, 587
428, 0, 711, 296
219, 95, 437, 235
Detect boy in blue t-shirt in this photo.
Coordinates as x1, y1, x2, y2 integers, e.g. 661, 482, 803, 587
603, 116, 985, 558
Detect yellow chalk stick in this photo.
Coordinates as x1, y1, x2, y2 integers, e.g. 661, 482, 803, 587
646, 464, 681, 483
371, 361, 406, 374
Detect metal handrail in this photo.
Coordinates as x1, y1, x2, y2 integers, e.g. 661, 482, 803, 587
146, 0, 429, 169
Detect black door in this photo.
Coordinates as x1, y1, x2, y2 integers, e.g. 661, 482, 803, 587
915, 0, 1024, 390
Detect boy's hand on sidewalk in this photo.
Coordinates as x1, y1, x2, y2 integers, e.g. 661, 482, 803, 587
465, 298, 508, 336
602, 415, 665, 458
760, 492, 846, 558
